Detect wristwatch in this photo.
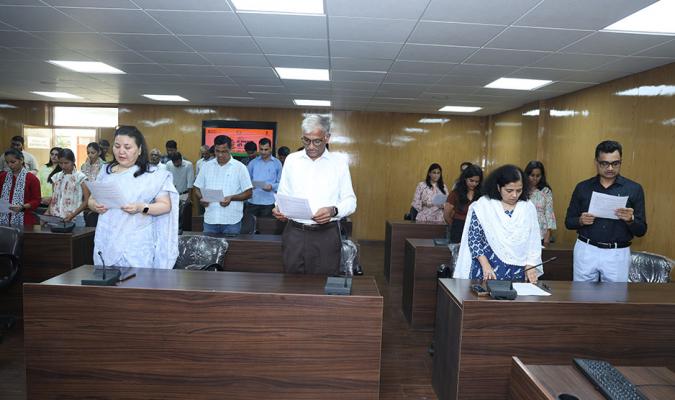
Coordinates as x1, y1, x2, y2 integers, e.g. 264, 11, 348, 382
332, 206, 338, 217
142, 204, 150, 215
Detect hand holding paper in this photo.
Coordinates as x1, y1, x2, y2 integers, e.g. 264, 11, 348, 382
431, 193, 447, 206
85, 181, 128, 209
201, 189, 224, 203
588, 191, 628, 220
275, 193, 313, 220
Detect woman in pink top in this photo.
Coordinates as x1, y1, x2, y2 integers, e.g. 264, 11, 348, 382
411, 163, 449, 222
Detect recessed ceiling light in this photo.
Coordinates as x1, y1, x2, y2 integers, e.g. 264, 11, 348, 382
603, 0, 675, 35
275, 67, 329, 81
418, 118, 450, 124
485, 77, 553, 91
142, 94, 189, 102
438, 106, 482, 113
294, 99, 331, 107
31, 91, 82, 99
47, 60, 125, 74
231, 0, 323, 15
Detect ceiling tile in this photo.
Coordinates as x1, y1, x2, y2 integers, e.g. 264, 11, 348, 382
80, 50, 152, 64
533, 53, 621, 70
330, 40, 402, 59
423, 0, 540, 24
398, 44, 477, 63
115, 63, 171, 74
134, 0, 232, 11
376, 83, 429, 96
331, 70, 386, 83
558, 69, 628, 83
384, 72, 443, 84
59, 8, 169, 34
228, 76, 281, 86
326, 0, 428, 19
389, 60, 456, 74
200, 53, 270, 67
0, 5, 92, 32
436, 74, 496, 86
331, 57, 393, 71
592, 57, 674, 73
486, 27, 591, 51
179, 36, 260, 53
507, 67, 578, 80
560, 32, 673, 56
31, 32, 127, 51
331, 81, 381, 90
329, 17, 416, 43
106, 34, 191, 52
409, 21, 504, 47
465, 49, 551, 67
515, 0, 657, 30
0, 0, 44, 5
147, 11, 247, 36
219, 66, 277, 79
0, 31, 49, 48
239, 13, 326, 40
266, 55, 329, 69
161, 64, 224, 76
140, 51, 209, 65
257, 37, 328, 57
10, 47, 88, 61
45, 0, 138, 7
635, 39, 675, 58
450, 63, 520, 76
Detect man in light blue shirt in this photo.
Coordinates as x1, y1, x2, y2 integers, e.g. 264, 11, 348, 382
194, 135, 252, 235
246, 138, 282, 217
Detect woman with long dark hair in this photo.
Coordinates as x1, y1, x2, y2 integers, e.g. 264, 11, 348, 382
411, 163, 448, 222
37, 146, 61, 203
0, 149, 41, 226
453, 165, 542, 283
444, 164, 483, 243
81, 142, 105, 181
47, 149, 89, 226
524, 161, 557, 247
88, 126, 178, 268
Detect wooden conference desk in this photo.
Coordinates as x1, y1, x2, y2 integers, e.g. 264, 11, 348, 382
541, 243, 573, 281
402, 239, 452, 330
0, 225, 94, 316
384, 220, 447, 285
432, 279, 675, 400
23, 266, 384, 400
510, 357, 675, 400
184, 231, 284, 273
192, 215, 353, 236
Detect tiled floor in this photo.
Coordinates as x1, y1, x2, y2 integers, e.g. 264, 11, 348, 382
0, 241, 437, 400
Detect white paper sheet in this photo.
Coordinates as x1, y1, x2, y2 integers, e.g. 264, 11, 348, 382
252, 180, 267, 189
431, 193, 447, 206
275, 193, 314, 220
201, 188, 224, 203
512, 282, 551, 296
588, 191, 628, 220
0, 199, 10, 213
85, 180, 128, 209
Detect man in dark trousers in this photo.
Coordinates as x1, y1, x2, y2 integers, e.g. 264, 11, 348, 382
565, 140, 647, 282
272, 115, 356, 275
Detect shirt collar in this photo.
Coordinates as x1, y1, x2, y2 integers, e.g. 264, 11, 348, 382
300, 149, 331, 161
593, 174, 625, 187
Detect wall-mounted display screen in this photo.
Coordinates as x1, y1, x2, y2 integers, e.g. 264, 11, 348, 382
202, 120, 276, 157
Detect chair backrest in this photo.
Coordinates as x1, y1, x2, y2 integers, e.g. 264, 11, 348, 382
240, 213, 257, 235
0, 226, 23, 291
629, 251, 672, 283
174, 235, 229, 270
404, 206, 418, 221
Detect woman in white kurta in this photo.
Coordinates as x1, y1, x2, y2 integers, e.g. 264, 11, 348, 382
453, 165, 543, 283
88, 126, 178, 269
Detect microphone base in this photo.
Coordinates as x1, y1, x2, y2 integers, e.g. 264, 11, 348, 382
81, 269, 121, 286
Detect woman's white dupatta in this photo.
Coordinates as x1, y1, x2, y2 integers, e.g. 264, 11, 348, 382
453, 196, 543, 279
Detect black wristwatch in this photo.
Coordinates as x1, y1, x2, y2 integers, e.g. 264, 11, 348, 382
142, 204, 150, 215
332, 206, 338, 217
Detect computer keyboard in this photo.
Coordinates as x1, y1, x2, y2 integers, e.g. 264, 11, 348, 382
573, 358, 646, 400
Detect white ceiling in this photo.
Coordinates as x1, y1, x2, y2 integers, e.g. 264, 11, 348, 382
0, 0, 673, 116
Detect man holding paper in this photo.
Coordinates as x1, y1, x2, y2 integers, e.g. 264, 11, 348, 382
565, 140, 647, 282
194, 135, 252, 235
273, 115, 356, 275
246, 138, 282, 217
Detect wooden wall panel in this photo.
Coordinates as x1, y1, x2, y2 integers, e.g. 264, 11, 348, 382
486, 104, 539, 173
0, 101, 47, 146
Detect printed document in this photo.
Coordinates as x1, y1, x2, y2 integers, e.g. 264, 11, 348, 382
512, 283, 551, 296
85, 181, 128, 209
431, 193, 447, 206
201, 189, 224, 203
588, 191, 628, 220
275, 193, 314, 220
252, 180, 267, 189
0, 199, 10, 213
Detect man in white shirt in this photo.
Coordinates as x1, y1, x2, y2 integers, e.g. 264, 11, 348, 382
273, 115, 357, 275
166, 152, 194, 196
194, 135, 252, 235
149, 148, 167, 171
0, 135, 38, 173
195, 144, 212, 176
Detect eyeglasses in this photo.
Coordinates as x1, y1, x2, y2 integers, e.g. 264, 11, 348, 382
597, 160, 622, 168
300, 136, 325, 147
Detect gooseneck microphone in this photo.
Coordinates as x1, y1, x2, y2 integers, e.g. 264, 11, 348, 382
523, 256, 558, 273
98, 251, 107, 279
81, 251, 120, 286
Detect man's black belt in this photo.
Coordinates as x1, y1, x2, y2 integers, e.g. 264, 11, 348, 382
289, 220, 337, 231
578, 235, 631, 249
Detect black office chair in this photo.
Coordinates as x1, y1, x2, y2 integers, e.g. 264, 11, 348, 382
178, 198, 192, 233
240, 213, 257, 235
0, 226, 23, 343
174, 235, 228, 271
404, 206, 418, 221
629, 251, 672, 283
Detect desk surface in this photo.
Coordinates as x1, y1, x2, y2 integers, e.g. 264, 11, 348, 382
20, 224, 95, 238
384, 220, 447, 285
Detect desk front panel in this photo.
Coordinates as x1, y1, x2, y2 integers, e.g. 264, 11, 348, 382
384, 220, 446, 285
184, 232, 284, 273
433, 279, 675, 400
24, 267, 383, 400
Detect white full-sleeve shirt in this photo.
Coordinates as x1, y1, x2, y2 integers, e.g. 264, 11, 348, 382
277, 149, 356, 225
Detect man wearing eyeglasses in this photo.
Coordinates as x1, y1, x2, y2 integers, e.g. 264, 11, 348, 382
565, 140, 647, 282
272, 114, 356, 275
